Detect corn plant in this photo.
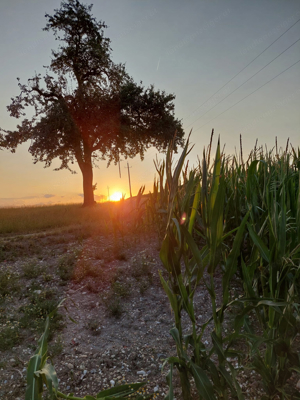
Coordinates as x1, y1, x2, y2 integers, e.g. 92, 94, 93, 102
25, 306, 152, 400
238, 150, 300, 399
159, 135, 249, 400
145, 158, 169, 241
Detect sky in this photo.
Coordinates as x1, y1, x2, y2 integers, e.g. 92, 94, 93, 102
0, 0, 299, 207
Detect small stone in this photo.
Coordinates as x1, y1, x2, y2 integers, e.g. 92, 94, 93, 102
137, 370, 146, 376
67, 363, 74, 369
34, 290, 42, 294
110, 380, 115, 387
296, 379, 300, 389
154, 386, 159, 392
83, 370, 88, 375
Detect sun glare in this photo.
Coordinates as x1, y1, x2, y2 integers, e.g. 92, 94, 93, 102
109, 191, 123, 201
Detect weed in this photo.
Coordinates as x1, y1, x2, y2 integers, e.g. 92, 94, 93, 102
49, 335, 64, 358
74, 260, 103, 282
104, 296, 123, 318
112, 280, 131, 298
28, 281, 42, 293
19, 290, 64, 335
0, 321, 22, 351
0, 267, 20, 298
139, 279, 151, 295
57, 253, 76, 281
43, 273, 54, 282
86, 319, 102, 336
131, 258, 153, 283
22, 260, 42, 279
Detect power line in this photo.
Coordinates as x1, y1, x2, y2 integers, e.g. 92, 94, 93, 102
184, 17, 300, 121
192, 58, 300, 133
187, 37, 300, 128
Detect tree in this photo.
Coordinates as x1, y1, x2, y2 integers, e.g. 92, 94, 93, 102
0, 0, 184, 206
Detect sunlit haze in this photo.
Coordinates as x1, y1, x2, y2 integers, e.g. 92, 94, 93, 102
0, 0, 299, 207
109, 192, 123, 202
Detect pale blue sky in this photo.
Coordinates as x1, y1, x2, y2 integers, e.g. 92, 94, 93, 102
0, 0, 299, 206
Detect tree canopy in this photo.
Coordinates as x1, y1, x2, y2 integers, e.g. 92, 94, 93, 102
1, 0, 184, 206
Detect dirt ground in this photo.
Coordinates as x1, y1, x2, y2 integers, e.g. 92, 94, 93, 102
0, 226, 299, 399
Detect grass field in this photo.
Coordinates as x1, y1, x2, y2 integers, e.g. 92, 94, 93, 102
0, 202, 117, 234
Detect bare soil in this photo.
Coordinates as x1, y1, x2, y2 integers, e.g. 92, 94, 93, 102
0, 227, 299, 399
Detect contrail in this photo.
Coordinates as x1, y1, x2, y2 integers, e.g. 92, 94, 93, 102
156, 58, 160, 71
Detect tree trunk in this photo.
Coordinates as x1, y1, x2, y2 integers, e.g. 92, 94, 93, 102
81, 161, 95, 206
81, 162, 95, 206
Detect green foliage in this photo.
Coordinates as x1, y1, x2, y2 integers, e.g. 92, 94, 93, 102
104, 296, 123, 318
19, 290, 64, 336
157, 133, 300, 399
112, 280, 131, 298
0, 320, 22, 351
74, 260, 104, 282
131, 255, 153, 282
23, 261, 42, 279
57, 253, 76, 281
0, 267, 20, 298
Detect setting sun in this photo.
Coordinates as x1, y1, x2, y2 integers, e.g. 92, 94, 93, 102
109, 191, 123, 201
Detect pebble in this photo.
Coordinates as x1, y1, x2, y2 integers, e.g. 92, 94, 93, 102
137, 370, 146, 376
154, 386, 159, 392
297, 379, 300, 389
67, 363, 74, 369
110, 379, 115, 387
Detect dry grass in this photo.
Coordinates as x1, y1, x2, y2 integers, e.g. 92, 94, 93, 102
0, 202, 115, 234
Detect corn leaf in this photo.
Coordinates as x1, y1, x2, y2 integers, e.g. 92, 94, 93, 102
190, 362, 217, 400
96, 382, 145, 398
35, 363, 58, 399
247, 223, 270, 263
164, 364, 174, 400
